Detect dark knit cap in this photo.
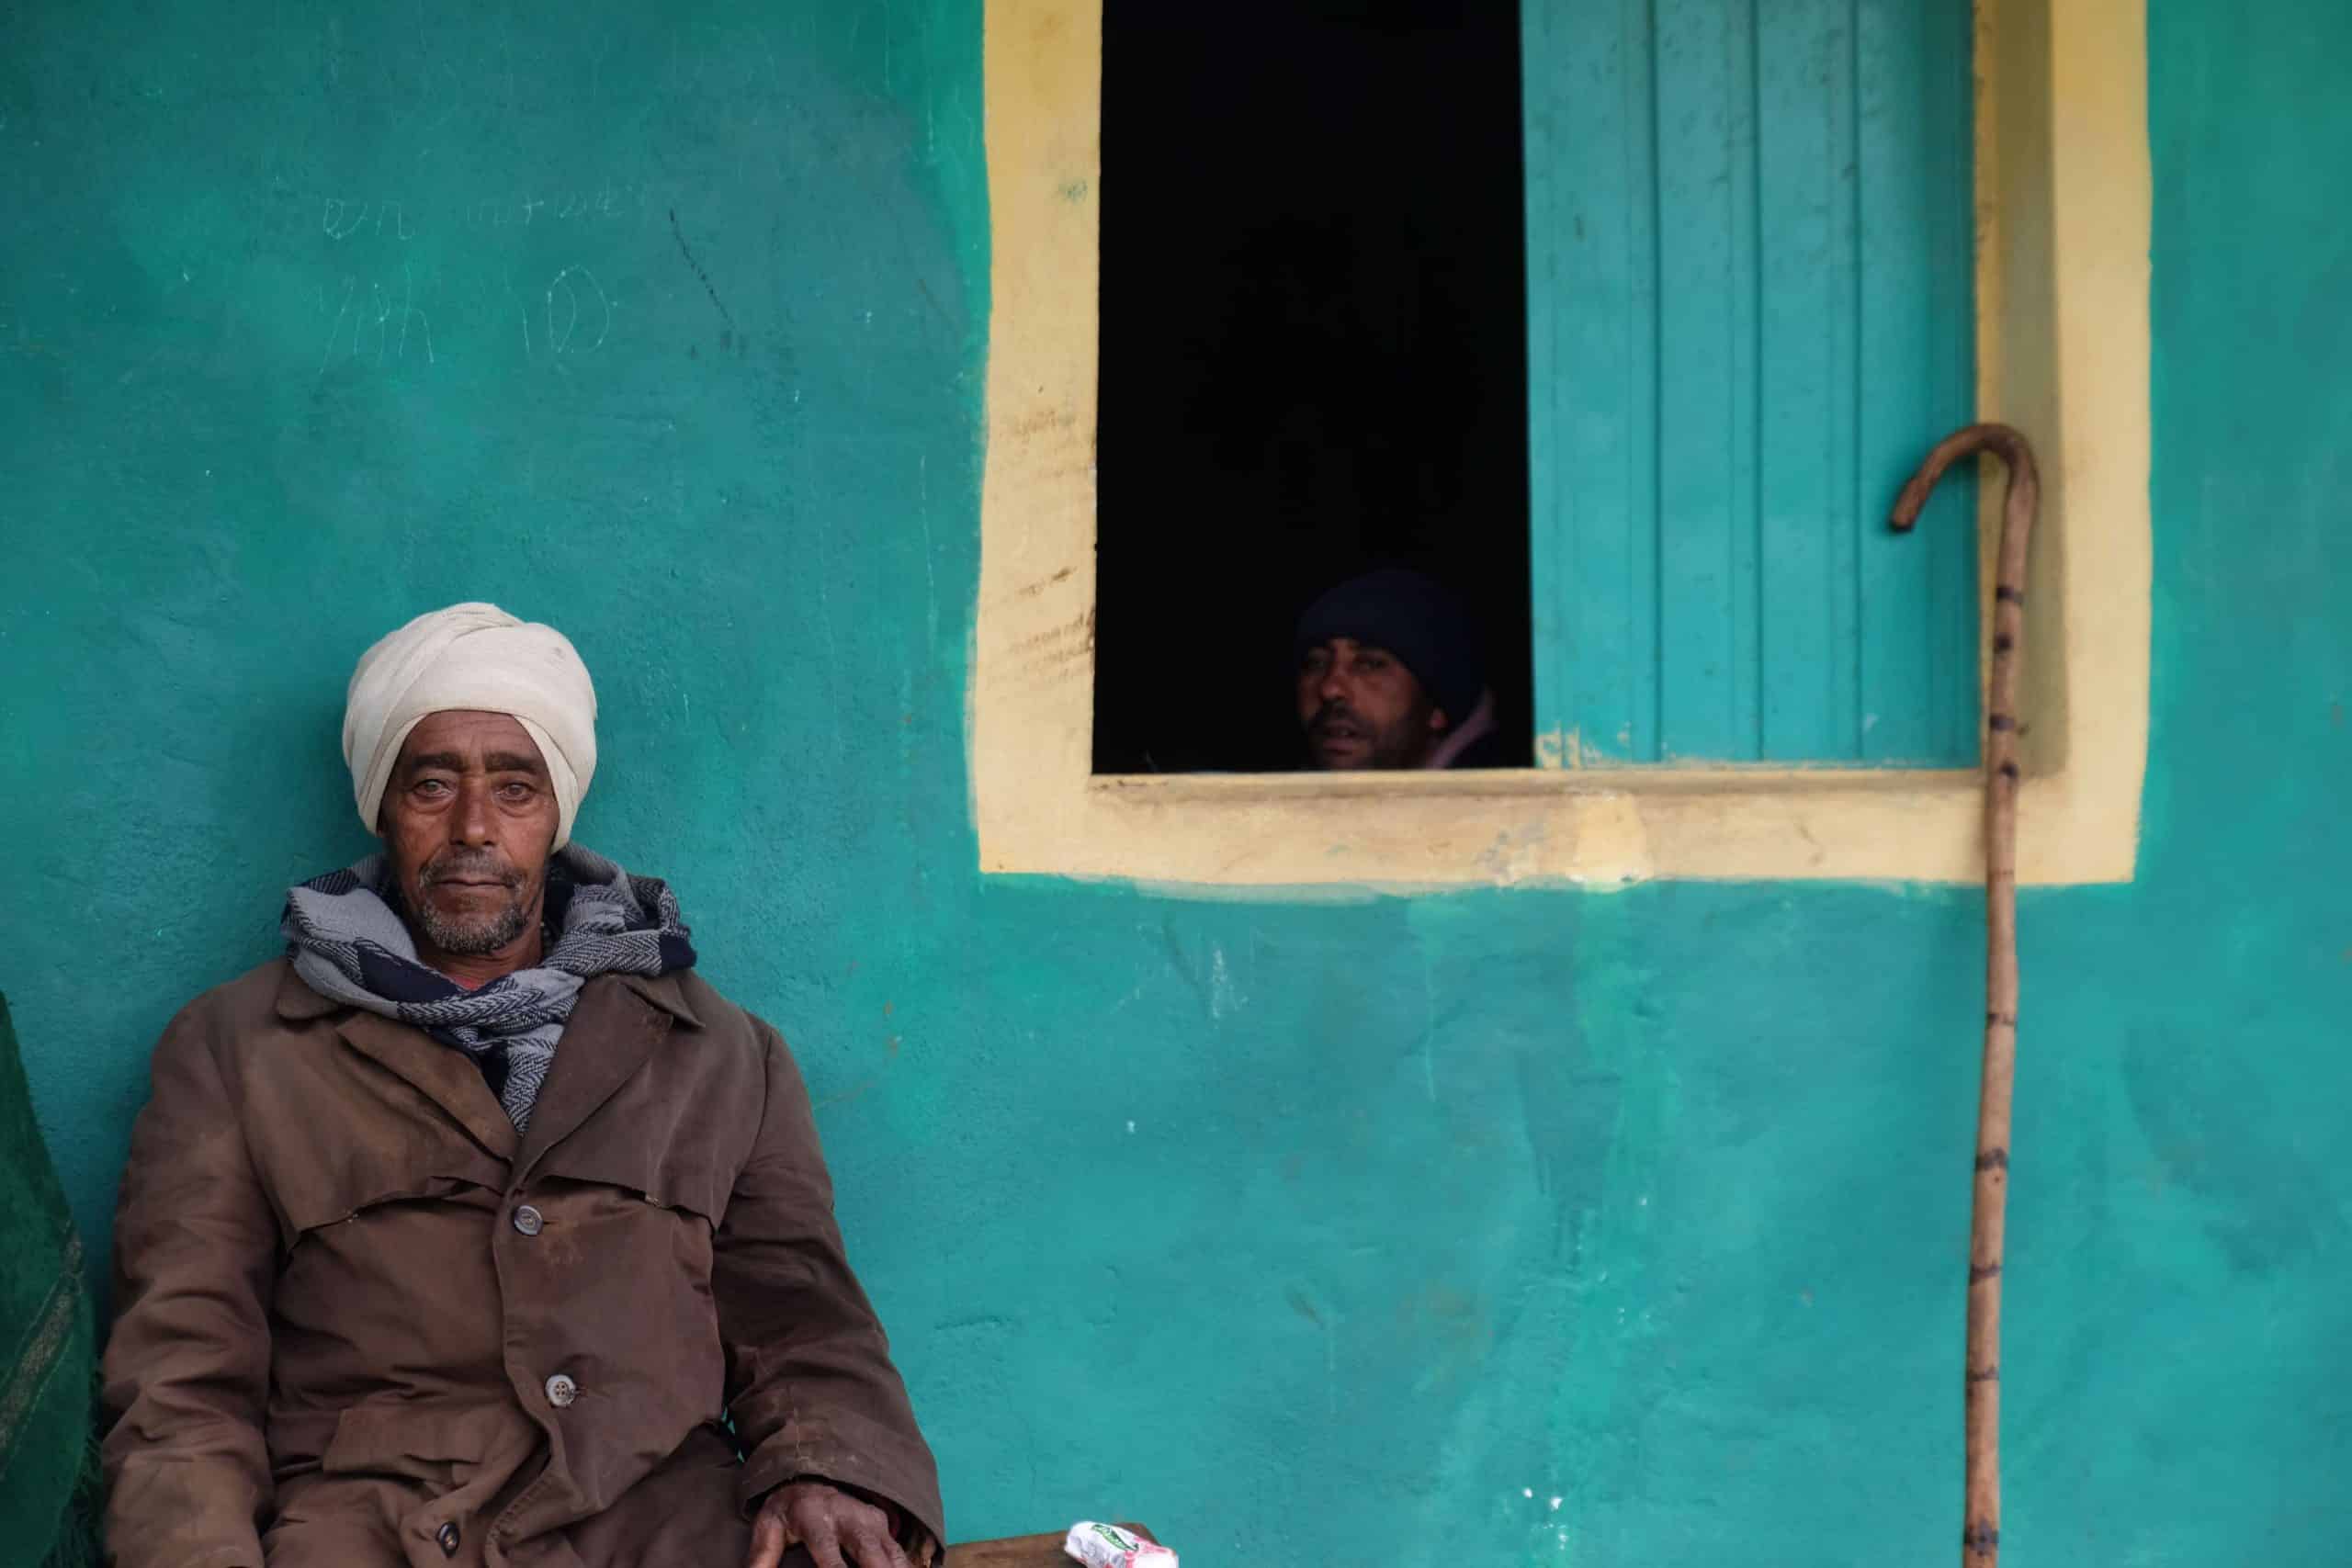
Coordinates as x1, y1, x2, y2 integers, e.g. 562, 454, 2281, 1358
1294, 569, 1485, 723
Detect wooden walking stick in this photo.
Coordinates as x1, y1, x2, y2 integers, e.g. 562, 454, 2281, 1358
1889, 423, 2040, 1568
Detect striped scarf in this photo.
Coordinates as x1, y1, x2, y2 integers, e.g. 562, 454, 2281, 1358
281, 846, 695, 1130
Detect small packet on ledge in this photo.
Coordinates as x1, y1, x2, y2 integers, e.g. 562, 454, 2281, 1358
1063, 1521, 1178, 1568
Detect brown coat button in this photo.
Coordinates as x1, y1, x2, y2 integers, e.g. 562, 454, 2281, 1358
436, 1520, 460, 1556
512, 1204, 544, 1236
545, 1371, 579, 1408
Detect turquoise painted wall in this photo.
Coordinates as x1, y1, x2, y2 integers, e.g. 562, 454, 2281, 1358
2, 1, 2346, 1562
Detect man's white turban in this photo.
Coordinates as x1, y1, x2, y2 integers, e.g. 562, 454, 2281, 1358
344, 603, 599, 848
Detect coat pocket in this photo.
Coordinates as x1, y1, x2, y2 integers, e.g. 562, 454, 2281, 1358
531, 1124, 732, 1227
275, 1130, 511, 1243
320, 1401, 537, 1489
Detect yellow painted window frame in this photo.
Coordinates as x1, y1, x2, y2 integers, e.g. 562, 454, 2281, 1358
972, 0, 2148, 888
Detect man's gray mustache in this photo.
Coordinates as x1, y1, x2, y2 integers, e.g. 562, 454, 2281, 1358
424, 855, 522, 886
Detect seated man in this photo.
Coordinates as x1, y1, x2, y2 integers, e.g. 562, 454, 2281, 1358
102, 603, 940, 1568
1294, 568, 1499, 770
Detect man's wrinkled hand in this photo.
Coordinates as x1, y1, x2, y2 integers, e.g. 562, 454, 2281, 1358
747, 1479, 912, 1568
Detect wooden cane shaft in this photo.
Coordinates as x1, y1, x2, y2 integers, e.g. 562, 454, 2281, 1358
1891, 423, 2039, 1568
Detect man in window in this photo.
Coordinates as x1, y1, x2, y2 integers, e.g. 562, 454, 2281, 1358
1295, 568, 1500, 770
101, 603, 939, 1568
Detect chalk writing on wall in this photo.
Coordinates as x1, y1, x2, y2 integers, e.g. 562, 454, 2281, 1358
536, 267, 611, 360
322, 199, 413, 241
321, 182, 654, 241
317, 264, 433, 373
300, 181, 661, 375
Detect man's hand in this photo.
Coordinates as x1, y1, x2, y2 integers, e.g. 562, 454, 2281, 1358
747, 1479, 913, 1568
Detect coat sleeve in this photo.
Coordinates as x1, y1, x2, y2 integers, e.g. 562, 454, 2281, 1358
100, 1002, 279, 1568
715, 1021, 944, 1550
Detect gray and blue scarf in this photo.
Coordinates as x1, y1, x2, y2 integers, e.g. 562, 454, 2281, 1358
282, 845, 695, 1130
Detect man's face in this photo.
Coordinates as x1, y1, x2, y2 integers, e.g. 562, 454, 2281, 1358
1297, 637, 1448, 770
379, 710, 560, 958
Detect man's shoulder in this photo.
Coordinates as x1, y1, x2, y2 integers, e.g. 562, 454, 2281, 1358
172, 955, 304, 1032
141, 957, 311, 1079
665, 970, 768, 1043
645, 971, 811, 1064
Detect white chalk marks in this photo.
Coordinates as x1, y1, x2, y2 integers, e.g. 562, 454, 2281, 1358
467, 181, 650, 231
303, 179, 652, 378
543, 267, 610, 357
513, 268, 614, 367
322, 198, 413, 241
323, 181, 649, 241
316, 263, 613, 378
317, 262, 435, 375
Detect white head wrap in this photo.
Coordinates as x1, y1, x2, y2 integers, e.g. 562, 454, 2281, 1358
343, 603, 599, 849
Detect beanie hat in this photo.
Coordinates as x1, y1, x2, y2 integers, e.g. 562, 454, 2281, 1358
1293, 569, 1485, 724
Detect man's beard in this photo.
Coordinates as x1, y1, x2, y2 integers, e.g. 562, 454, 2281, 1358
1307, 701, 1425, 769
410, 850, 536, 956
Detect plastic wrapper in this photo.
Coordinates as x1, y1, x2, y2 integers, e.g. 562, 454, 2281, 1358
1063, 1521, 1177, 1568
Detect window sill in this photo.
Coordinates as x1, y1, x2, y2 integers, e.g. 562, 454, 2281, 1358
971, 762, 2129, 889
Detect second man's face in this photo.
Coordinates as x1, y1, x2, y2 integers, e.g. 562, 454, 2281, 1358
1296, 637, 1447, 770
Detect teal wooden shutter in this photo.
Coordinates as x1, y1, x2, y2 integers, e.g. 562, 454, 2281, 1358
1523, 0, 1977, 765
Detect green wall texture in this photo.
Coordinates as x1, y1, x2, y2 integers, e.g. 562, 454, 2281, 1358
2, 2, 2347, 1563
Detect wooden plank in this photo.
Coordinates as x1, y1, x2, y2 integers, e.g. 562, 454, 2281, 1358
1654, 0, 1743, 760
1521, 0, 1570, 758
947, 1524, 1159, 1568
1756, 0, 1860, 760
1855, 0, 1978, 763
1724, 0, 1764, 761
1527, 0, 1659, 761
1525, 0, 1974, 767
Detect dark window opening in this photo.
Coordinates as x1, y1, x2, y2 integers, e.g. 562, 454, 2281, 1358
1094, 1, 1533, 774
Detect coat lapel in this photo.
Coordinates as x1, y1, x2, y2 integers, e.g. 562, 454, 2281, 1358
334, 1010, 521, 1163
513, 976, 673, 1180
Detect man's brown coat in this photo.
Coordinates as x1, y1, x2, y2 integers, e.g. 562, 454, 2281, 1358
101, 959, 942, 1568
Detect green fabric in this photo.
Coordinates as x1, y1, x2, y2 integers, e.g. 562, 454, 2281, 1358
0, 997, 99, 1568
